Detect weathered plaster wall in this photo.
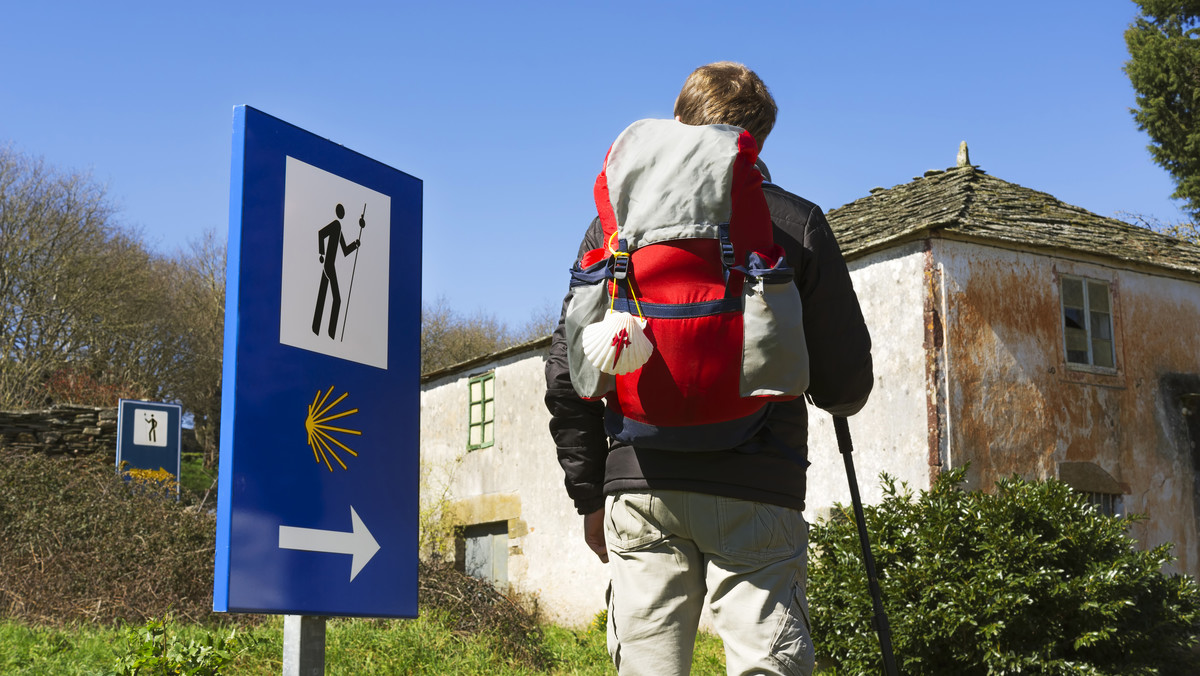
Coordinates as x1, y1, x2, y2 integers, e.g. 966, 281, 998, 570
804, 242, 932, 524
935, 238, 1200, 576
420, 348, 607, 628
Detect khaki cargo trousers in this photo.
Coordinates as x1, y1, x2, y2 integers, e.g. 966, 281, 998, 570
604, 490, 814, 676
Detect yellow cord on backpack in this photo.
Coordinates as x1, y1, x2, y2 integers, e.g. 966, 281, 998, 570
606, 231, 644, 318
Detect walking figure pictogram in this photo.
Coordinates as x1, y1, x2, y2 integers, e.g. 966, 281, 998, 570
144, 413, 158, 443
312, 204, 361, 338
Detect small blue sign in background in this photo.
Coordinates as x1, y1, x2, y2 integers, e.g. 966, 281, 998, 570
116, 399, 182, 494
214, 107, 421, 618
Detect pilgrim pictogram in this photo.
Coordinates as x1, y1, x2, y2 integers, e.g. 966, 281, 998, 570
144, 413, 158, 443
279, 156, 391, 370
312, 204, 362, 339
134, 408, 168, 447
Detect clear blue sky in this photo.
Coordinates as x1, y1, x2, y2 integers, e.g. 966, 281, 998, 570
1, 1, 1184, 324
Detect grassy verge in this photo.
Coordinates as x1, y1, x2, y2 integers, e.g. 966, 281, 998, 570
0, 616, 728, 675
179, 451, 217, 504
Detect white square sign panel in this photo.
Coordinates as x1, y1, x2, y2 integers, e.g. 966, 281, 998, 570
280, 156, 391, 369
134, 408, 168, 447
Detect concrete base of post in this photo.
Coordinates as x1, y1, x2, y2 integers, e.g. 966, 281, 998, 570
283, 615, 326, 676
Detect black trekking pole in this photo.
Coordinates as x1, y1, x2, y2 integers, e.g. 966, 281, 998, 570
833, 415, 899, 676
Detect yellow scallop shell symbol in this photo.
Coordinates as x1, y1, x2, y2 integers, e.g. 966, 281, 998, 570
304, 386, 362, 472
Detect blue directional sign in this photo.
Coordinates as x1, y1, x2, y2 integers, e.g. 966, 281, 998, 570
214, 106, 421, 617
116, 399, 182, 497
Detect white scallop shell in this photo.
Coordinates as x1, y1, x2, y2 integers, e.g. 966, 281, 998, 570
581, 310, 653, 375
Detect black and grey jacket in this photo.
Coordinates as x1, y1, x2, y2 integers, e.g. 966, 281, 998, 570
544, 168, 874, 515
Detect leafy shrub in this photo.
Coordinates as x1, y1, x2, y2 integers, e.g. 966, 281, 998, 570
809, 468, 1200, 675
418, 455, 465, 563
113, 617, 250, 675
0, 452, 218, 625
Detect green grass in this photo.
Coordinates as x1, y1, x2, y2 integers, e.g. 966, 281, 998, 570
179, 451, 217, 501
1, 622, 118, 676
0, 616, 730, 675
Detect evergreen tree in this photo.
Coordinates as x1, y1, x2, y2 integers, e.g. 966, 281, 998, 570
1125, 0, 1200, 220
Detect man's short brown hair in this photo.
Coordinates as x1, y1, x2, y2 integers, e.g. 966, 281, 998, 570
673, 62, 777, 149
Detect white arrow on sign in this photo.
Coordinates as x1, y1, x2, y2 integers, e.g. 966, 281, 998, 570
278, 505, 380, 582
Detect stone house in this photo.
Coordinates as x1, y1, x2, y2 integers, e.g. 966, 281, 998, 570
419, 151, 1200, 627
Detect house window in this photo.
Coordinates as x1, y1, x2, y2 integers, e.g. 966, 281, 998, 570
467, 371, 495, 450
1059, 462, 1126, 519
462, 521, 508, 587
1082, 491, 1125, 518
1185, 393, 1200, 474
1061, 277, 1115, 369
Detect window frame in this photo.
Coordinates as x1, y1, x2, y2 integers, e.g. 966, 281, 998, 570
1059, 274, 1118, 374
467, 371, 496, 451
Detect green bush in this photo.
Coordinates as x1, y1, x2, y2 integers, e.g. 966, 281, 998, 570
809, 468, 1200, 675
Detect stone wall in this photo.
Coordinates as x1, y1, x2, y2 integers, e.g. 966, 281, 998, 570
0, 406, 119, 459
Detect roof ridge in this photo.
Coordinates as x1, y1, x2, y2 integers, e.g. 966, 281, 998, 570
949, 166, 978, 229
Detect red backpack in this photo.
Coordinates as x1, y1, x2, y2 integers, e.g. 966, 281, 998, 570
565, 119, 808, 451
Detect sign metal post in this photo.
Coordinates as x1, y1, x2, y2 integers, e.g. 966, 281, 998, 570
282, 615, 326, 676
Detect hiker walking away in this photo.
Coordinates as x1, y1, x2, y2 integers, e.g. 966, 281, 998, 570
544, 62, 873, 676
311, 203, 361, 339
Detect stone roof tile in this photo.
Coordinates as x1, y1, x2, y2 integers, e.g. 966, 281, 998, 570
826, 166, 1200, 277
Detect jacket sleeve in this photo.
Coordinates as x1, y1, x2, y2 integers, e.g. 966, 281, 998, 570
796, 205, 874, 416
765, 188, 873, 418
544, 218, 608, 515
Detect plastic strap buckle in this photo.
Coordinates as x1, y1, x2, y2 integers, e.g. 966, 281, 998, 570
718, 222, 735, 267
611, 253, 630, 280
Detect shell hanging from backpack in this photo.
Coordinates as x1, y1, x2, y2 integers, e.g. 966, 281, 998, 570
582, 309, 652, 375
581, 230, 653, 376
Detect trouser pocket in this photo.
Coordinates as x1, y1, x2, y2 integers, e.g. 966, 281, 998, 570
716, 497, 796, 563
769, 579, 815, 676
605, 493, 666, 552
